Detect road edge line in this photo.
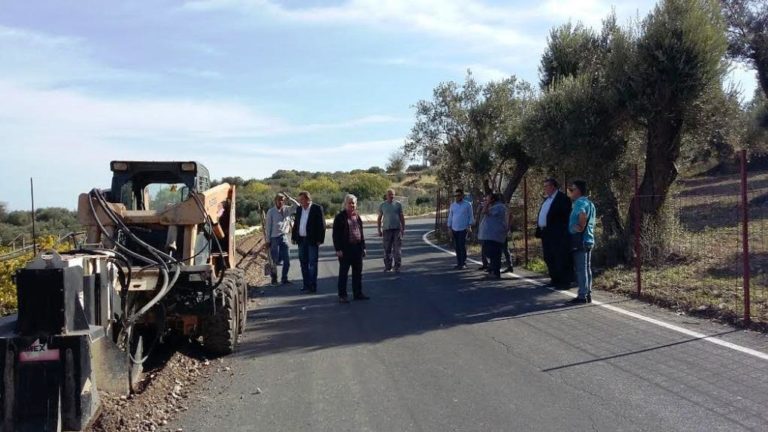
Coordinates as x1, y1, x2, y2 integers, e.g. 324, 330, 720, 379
421, 230, 768, 362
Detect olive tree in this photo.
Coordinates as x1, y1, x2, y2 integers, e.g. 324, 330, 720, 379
524, 15, 635, 243
404, 72, 535, 203
624, 0, 726, 221
722, 0, 768, 98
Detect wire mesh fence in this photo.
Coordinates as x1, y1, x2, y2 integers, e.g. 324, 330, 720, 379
430, 150, 768, 328
745, 174, 768, 324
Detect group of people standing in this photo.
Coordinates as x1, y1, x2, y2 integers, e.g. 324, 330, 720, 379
537, 178, 597, 303
264, 191, 325, 291
446, 178, 597, 304
264, 189, 405, 304
265, 179, 596, 305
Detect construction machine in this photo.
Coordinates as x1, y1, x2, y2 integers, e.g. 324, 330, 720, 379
0, 161, 248, 431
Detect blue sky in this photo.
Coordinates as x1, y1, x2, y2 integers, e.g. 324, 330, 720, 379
0, 0, 758, 210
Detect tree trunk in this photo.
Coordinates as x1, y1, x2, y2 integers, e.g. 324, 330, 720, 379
594, 178, 624, 239
628, 113, 684, 240
501, 160, 530, 204
753, 34, 768, 99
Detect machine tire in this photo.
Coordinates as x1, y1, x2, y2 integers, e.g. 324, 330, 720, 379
202, 275, 239, 355
235, 270, 247, 334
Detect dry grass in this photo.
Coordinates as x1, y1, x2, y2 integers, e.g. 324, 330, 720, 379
595, 170, 768, 331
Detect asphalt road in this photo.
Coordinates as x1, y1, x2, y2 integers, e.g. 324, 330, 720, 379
168, 218, 768, 432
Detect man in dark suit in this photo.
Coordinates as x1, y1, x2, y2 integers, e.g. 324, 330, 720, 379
291, 190, 326, 293
332, 194, 369, 303
536, 178, 572, 288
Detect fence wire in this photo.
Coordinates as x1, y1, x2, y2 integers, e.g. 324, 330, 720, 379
432, 161, 768, 327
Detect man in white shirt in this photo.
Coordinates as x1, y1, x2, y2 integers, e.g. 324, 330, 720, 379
446, 188, 474, 269
536, 178, 572, 288
291, 191, 326, 293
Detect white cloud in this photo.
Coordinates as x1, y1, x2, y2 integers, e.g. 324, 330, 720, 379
183, 0, 540, 51
466, 64, 511, 82
0, 24, 151, 87
0, 79, 403, 209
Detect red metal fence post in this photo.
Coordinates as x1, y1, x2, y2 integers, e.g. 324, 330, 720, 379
435, 189, 441, 233
634, 165, 641, 296
740, 149, 751, 324
523, 176, 529, 267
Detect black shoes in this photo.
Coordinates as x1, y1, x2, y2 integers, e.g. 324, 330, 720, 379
482, 274, 501, 280
282, 280, 292, 285
567, 297, 588, 304
477, 266, 488, 271
502, 266, 514, 273
453, 264, 467, 270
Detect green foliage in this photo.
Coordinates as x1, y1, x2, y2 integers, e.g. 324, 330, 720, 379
243, 181, 270, 195
150, 187, 185, 210
406, 164, 428, 172
745, 89, 768, 153
5, 211, 31, 226
721, 0, 768, 97
630, 0, 727, 119
628, 0, 728, 228
300, 176, 341, 194
1, 235, 69, 315
415, 196, 433, 206
386, 151, 407, 173
220, 176, 246, 187
680, 85, 745, 171
405, 71, 535, 201
341, 173, 390, 201
539, 22, 601, 89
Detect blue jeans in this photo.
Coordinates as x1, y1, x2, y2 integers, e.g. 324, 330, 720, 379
452, 229, 467, 266
297, 239, 319, 290
270, 235, 290, 282
573, 246, 593, 299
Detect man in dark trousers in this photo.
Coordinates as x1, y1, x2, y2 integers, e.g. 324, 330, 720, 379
333, 194, 369, 303
291, 190, 325, 293
536, 178, 572, 288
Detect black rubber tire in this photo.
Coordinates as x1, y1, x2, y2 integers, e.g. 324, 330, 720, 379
202, 275, 239, 355
235, 269, 247, 334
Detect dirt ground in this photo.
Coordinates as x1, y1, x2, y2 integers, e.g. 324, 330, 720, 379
88, 233, 269, 432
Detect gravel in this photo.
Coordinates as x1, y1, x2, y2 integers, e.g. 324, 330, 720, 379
88, 233, 268, 432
